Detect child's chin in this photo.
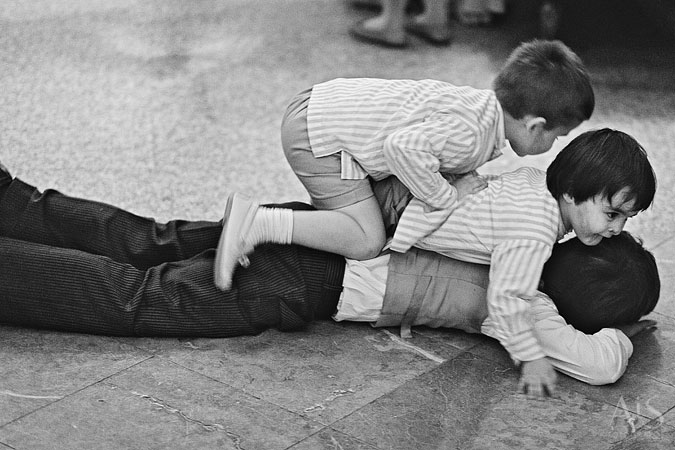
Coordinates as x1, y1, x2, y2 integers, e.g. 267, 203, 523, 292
580, 235, 603, 246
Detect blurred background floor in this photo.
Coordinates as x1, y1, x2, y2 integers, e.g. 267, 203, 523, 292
1, 1, 674, 448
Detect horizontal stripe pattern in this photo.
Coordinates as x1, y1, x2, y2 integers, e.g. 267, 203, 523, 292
408, 167, 563, 362
307, 77, 504, 210
0, 181, 345, 337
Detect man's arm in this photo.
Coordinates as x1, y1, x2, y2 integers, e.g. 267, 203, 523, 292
531, 294, 634, 385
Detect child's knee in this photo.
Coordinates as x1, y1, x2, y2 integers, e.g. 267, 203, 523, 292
353, 228, 386, 259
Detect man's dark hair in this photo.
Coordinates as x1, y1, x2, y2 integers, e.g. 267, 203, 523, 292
546, 128, 656, 211
493, 39, 595, 129
541, 231, 660, 333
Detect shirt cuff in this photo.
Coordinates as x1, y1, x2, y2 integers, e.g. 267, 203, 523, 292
503, 330, 547, 363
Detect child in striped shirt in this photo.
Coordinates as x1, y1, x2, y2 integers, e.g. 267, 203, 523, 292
215, 39, 595, 290
371, 128, 657, 395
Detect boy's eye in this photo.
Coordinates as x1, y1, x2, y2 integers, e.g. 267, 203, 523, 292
606, 212, 618, 220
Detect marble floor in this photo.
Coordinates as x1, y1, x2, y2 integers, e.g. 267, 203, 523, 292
1, 0, 674, 448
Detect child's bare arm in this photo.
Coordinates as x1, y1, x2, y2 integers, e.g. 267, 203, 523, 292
518, 357, 557, 396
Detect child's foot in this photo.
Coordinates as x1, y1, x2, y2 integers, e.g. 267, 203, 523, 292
214, 193, 259, 291
349, 18, 407, 48
405, 16, 451, 46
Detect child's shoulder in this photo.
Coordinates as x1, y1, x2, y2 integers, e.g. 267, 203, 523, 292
495, 166, 546, 186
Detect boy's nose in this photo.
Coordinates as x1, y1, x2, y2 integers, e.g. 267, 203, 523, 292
610, 218, 627, 235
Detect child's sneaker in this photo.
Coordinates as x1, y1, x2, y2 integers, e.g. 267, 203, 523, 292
214, 193, 259, 291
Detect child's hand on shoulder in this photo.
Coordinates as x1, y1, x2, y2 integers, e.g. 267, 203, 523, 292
452, 172, 487, 200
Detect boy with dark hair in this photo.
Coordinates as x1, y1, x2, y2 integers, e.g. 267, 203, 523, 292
215, 39, 595, 290
362, 127, 656, 395
0, 165, 658, 389
493, 39, 595, 130
337, 230, 659, 387
542, 231, 660, 334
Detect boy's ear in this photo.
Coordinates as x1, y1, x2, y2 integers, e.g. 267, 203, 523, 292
562, 193, 575, 204
524, 116, 547, 132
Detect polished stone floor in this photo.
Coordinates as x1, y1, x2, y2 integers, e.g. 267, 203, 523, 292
1, 1, 674, 448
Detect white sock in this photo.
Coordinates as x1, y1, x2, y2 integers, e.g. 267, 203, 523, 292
245, 207, 293, 247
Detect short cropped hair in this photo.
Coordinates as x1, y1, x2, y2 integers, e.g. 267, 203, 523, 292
493, 39, 594, 129
546, 128, 656, 211
541, 231, 660, 334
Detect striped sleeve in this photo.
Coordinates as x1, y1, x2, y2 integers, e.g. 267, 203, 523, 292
389, 197, 455, 253
383, 116, 479, 210
384, 116, 486, 252
487, 239, 553, 362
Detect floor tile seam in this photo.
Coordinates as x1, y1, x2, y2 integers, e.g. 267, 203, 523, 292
608, 417, 675, 447
293, 370, 446, 430
161, 356, 245, 392
282, 426, 383, 450
163, 350, 456, 427
0, 354, 154, 430
162, 356, 329, 422
407, 328, 488, 355
378, 328, 495, 366
446, 347, 514, 373
313, 353, 510, 430
103, 357, 376, 448
101, 381, 246, 442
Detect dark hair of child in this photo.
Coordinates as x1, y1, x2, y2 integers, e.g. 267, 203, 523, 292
541, 231, 660, 334
493, 39, 595, 130
546, 128, 657, 212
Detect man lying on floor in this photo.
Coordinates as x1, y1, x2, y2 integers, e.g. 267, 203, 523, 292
0, 165, 660, 393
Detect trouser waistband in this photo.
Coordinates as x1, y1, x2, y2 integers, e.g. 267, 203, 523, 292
297, 246, 346, 320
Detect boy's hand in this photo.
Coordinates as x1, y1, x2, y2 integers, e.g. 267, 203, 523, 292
518, 358, 557, 397
452, 172, 488, 200
616, 319, 657, 338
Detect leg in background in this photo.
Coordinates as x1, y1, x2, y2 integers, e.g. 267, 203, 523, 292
350, 0, 408, 47
406, 0, 452, 44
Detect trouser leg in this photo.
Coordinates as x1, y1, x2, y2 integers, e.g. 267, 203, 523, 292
0, 178, 221, 269
0, 237, 342, 337
0, 178, 317, 269
370, 176, 413, 237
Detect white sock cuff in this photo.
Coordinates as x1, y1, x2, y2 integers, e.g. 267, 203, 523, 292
250, 206, 294, 246
275, 207, 294, 244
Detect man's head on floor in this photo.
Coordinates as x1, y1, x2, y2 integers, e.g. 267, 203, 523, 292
541, 230, 660, 333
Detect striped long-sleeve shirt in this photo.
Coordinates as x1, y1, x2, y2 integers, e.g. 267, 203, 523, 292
335, 256, 632, 385
413, 167, 567, 362
306, 78, 505, 247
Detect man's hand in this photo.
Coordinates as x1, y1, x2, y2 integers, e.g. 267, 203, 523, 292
616, 319, 657, 338
518, 357, 557, 397
452, 172, 488, 200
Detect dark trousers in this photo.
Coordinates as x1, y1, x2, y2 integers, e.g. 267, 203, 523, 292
0, 179, 344, 337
